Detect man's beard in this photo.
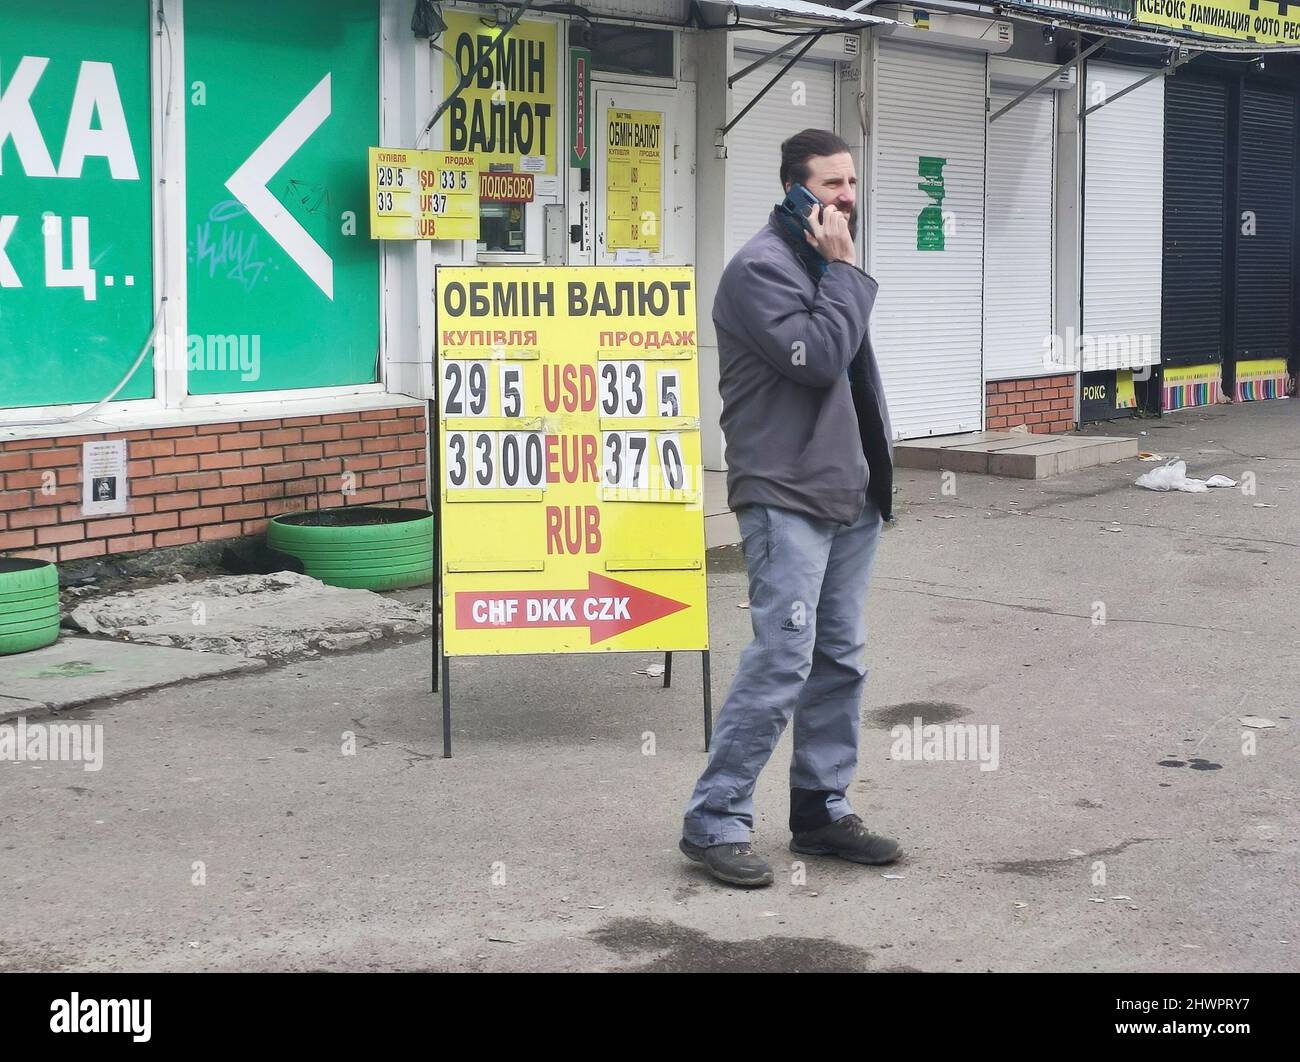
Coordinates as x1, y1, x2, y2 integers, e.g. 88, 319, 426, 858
822, 203, 859, 234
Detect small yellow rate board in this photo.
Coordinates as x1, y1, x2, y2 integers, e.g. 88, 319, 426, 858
605, 108, 663, 252
435, 266, 709, 657
368, 147, 479, 240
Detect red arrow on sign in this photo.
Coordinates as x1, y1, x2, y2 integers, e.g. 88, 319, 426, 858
574, 56, 588, 161
454, 572, 688, 645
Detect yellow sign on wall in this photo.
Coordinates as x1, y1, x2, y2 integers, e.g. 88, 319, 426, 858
606, 108, 663, 252
1135, 0, 1300, 44
1115, 369, 1137, 410
441, 13, 558, 174
368, 147, 479, 240
435, 267, 708, 657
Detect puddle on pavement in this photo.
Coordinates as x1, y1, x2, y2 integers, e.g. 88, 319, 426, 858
866, 701, 969, 729
984, 837, 1161, 878
589, 917, 878, 973
1158, 758, 1223, 770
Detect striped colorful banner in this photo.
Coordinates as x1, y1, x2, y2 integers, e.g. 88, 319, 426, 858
1162, 364, 1222, 412
1234, 359, 1289, 403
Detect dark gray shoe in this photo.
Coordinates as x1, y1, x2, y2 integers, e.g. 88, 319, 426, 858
790, 814, 901, 865
679, 837, 774, 888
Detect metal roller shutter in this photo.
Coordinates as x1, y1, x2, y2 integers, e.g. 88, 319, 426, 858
871, 40, 986, 438
727, 51, 837, 260
1082, 62, 1163, 370
984, 84, 1055, 381
1162, 76, 1227, 368
1234, 83, 1297, 361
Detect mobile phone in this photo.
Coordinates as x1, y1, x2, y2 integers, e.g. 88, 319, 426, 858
781, 183, 823, 233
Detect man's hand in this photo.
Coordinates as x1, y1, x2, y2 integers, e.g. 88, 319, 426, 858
804, 204, 855, 265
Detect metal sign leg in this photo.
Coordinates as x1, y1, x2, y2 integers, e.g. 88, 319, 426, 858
662, 651, 673, 688
441, 655, 452, 758
429, 397, 441, 695
701, 650, 713, 752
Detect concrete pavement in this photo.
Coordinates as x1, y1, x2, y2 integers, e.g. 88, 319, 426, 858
0, 638, 262, 721
0, 400, 1296, 972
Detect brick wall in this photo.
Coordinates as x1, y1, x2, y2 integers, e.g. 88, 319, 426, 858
0, 405, 429, 563
985, 375, 1074, 434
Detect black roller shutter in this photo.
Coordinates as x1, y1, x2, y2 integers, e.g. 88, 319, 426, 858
1233, 84, 1297, 362
1162, 77, 1228, 368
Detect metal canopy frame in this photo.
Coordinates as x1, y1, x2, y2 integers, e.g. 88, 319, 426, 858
721, 31, 829, 134
715, 0, 883, 137
709, 0, 1230, 139
986, 34, 1200, 124
729, 30, 826, 88
989, 39, 1103, 122
703, 0, 891, 34
1081, 46, 1200, 116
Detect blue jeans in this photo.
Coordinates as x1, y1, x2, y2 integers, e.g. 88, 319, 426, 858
683, 499, 884, 846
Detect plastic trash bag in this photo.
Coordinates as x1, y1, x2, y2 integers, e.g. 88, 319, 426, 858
1135, 460, 1237, 493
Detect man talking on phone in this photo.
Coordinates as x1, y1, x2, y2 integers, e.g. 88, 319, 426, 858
679, 129, 897, 888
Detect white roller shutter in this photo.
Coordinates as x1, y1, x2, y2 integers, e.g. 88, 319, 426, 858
1082, 62, 1163, 369
870, 41, 986, 438
727, 51, 837, 260
984, 84, 1055, 380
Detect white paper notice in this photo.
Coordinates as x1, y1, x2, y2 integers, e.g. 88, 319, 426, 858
81, 440, 129, 516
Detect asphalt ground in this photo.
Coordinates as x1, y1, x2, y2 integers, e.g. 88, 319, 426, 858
1, 400, 1296, 971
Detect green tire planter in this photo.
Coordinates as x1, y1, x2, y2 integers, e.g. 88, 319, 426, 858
0, 558, 61, 655
267, 507, 434, 591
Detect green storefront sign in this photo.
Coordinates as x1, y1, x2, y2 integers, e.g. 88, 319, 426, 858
0, 0, 154, 408
916, 155, 947, 252
569, 47, 591, 170
185, 0, 380, 394
2, 0, 381, 410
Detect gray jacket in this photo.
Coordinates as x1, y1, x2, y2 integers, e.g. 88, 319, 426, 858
714, 213, 894, 526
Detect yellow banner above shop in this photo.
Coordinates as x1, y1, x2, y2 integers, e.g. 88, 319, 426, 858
1135, 0, 1300, 44
441, 12, 558, 175
368, 147, 479, 240
435, 266, 709, 657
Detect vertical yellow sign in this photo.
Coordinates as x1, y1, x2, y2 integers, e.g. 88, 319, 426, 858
606, 108, 663, 252
435, 267, 708, 656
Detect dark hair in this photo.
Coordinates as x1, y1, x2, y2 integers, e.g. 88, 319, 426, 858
779, 128, 852, 189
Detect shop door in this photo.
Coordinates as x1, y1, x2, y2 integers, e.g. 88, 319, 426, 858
983, 82, 1055, 383
1231, 81, 1297, 400
1081, 62, 1164, 420
593, 83, 695, 265
870, 41, 987, 439
1162, 76, 1228, 369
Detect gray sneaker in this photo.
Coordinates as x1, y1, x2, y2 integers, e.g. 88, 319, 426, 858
679, 837, 775, 888
790, 814, 901, 865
